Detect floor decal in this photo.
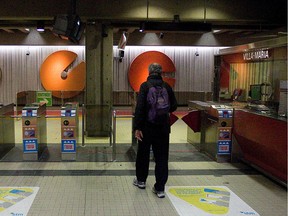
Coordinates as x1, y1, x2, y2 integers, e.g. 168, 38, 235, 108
166, 186, 259, 216
0, 187, 39, 216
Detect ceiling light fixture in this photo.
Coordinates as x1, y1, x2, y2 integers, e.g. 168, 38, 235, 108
213, 29, 221, 33
37, 21, 45, 32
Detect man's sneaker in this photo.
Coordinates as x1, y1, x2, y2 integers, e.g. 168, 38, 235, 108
133, 178, 146, 189
152, 187, 165, 198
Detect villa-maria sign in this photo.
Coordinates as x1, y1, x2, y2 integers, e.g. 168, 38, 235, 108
243, 49, 270, 61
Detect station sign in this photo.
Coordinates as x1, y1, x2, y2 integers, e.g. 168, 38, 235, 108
243, 49, 270, 61
23, 139, 38, 152
218, 140, 232, 154
36, 91, 52, 106
61, 139, 76, 152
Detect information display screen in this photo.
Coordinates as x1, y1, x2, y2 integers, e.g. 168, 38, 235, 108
250, 84, 261, 101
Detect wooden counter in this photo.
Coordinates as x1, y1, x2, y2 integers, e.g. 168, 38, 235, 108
186, 101, 287, 184
233, 109, 287, 184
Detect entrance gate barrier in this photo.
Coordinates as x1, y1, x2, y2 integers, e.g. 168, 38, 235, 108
22, 103, 47, 161
61, 102, 79, 161
111, 109, 135, 161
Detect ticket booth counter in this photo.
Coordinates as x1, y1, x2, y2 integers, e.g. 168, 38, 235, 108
0, 103, 15, 159
233, 109, 287, 185
61, 102, 79, 161
22, 103, 47, 161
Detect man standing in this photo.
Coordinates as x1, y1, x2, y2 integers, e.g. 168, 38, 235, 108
133, 63, 177, 198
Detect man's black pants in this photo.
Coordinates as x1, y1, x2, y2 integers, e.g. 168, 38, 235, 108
136, 124, 170, 192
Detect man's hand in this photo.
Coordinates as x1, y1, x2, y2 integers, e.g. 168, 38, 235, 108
135, 130, 143, 141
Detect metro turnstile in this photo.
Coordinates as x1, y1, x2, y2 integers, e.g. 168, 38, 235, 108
204, 105, 233, 162
61, 103, 79, 161
22, 103, 47, 160
186, 101, 212, 151
0, 103, 15, 159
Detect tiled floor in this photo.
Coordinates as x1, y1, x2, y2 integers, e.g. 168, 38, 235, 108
0, 109, 287, 216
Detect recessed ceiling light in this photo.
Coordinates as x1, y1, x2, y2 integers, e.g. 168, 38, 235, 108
213, 29, 221, 33
37, 21, 45, 32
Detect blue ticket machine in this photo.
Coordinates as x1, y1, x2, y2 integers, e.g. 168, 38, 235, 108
205, 105, 233, 162
61, 103, 79, 161
22, 103, 47, 161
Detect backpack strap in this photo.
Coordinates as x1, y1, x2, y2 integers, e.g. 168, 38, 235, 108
147, 81, 165, 88
147, 81, 153, 88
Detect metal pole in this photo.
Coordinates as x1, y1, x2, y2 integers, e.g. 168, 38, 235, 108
61, 91, 64, 106
15, 93, 17, 117
111, 109, 115, 147
81, 103, 85, 147
131, 114, 137, 147
112, 109, 116, 161
109, 108, 112, 147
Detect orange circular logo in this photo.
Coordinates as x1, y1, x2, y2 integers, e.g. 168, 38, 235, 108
40, 50, 86, 98
128, 51, 176, 92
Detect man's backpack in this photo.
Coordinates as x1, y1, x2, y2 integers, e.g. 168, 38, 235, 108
146, 81, 170, 124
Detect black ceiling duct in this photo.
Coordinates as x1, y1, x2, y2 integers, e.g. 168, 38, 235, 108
52, 14, 85, 44
139, 21, 212, 33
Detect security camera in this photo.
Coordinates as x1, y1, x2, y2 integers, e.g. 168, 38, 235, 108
195, 51, 199, 56
119, 49, 125, 58
118, 49, 124, 62
26, 50, 30, 56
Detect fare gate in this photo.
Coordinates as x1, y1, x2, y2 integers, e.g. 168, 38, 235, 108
22, 103, 47, 161
205, 105, 233, 162
61, 103, 79, 161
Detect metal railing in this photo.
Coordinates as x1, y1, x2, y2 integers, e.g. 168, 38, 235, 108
111, 109, 134, 161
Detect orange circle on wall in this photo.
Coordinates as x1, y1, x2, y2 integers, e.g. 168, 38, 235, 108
128, 51, 176, 92
40, 50, 86, 98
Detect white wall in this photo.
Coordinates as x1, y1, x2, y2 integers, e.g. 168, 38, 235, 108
113, 46, 223, 92
0, 46, 85, 105
0, 45, 223, 105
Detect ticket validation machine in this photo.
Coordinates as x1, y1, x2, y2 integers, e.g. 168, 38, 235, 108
61, 103, 79, 161
0, 104, 15, 159
22, 103, 47, 161
204, 105, 233, 162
